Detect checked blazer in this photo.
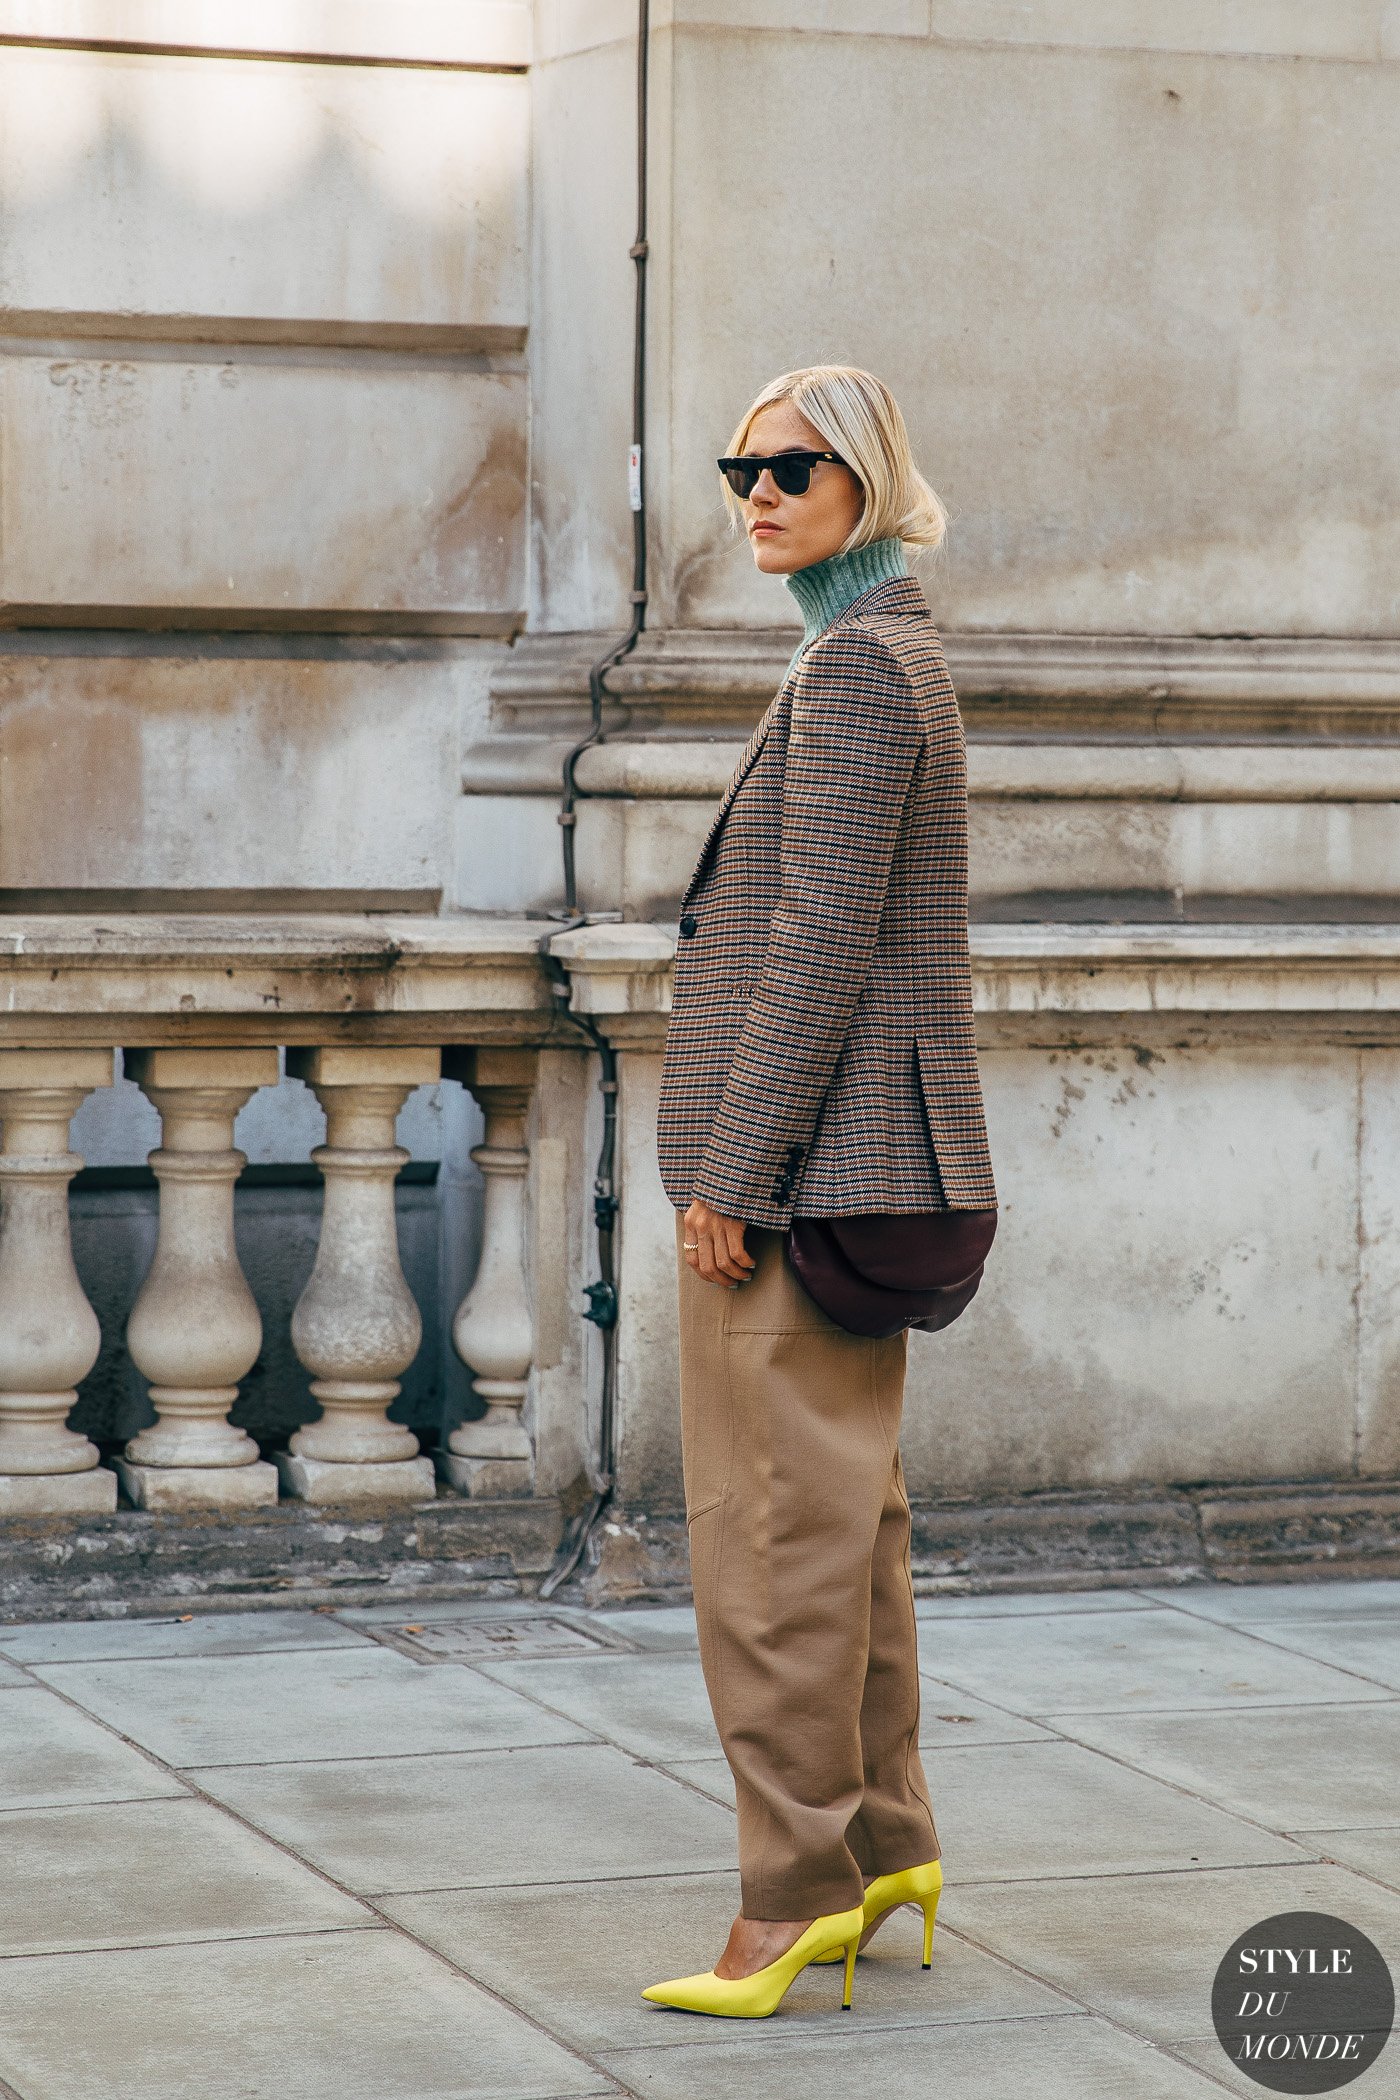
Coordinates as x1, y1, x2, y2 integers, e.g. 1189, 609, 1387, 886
655, 571, 996, 1229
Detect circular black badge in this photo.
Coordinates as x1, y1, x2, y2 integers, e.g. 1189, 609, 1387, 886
1213, 1911, 1394, 2092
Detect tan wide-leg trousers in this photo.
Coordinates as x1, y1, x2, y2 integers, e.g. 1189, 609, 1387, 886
676, 1213, 941, 1920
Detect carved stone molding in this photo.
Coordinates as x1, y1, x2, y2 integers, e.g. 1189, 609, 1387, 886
489, 628, 1400, 739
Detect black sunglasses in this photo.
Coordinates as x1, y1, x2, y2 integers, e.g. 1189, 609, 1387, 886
717, 450, 846, 499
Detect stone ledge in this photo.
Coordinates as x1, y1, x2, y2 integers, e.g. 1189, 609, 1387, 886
0, 1493, 563, 1621
489, 628, 1400, 738
0, 0, 530, 68
0, 912, 567, 1048
466, 732, 1400, 803
4, 1479, 1396, 1616
5, 915, 1400, 1052
575, 1478, 1400, 1604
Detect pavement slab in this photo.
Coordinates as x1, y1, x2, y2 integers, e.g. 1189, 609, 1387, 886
1208, 1613, 1400, 1692
480, 1652, 724, 1763
0, 1795, 367, 1955
917, 1676, 1057, 1746
382, 1871, 1077, 2054
29, 1646, 590, 1766
584, 1606, 701, 1652
913, 1604, 1391, 1716
1047, 1699, 1400, 1829
915, 1589, 1165, 1619
0, 1686, 186, 1810
191, 1742, 739, 1894
0, 1931, 614, 2100
599, 2008, 1231, 2099
916, 1739, 1311, 1880
1136, 1577, 1400, 1625
946, 1859, 1400, 2046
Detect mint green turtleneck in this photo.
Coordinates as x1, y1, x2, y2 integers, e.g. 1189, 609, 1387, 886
784, 536, 908, 672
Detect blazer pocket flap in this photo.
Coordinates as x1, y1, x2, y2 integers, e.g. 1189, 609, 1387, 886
914, 1033, 996, 1208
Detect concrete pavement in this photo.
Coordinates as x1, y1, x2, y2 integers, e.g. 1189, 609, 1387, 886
0, 1577, 1397, 2098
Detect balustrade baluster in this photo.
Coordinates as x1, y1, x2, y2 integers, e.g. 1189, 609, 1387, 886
280, 1047, 438, 1504
117, 1049, 279, 1510
0, 1051, 117, 1514
440, 1047, 536, 1497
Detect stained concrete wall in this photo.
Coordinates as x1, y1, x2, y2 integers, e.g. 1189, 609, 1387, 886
0, 16, 529, 905
614, 1036, 1400, 1512
532, 3, 1400, 642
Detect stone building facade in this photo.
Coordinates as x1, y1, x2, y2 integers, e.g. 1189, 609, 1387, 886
0, 2, 1397, 1601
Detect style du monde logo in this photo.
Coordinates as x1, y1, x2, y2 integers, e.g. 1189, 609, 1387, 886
1212, 1911, 1395, 2092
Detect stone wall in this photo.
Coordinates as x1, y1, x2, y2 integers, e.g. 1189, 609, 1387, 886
0, 7, 528, 909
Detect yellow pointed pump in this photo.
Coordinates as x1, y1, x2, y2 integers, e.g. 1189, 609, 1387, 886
642, 1903, 865, 2017
813, 1859, 944, 1969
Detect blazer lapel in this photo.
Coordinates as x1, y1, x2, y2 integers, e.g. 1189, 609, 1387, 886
679, 577, 925, 908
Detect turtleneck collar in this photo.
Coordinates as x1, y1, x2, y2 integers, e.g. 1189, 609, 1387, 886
784, 536, 909, 660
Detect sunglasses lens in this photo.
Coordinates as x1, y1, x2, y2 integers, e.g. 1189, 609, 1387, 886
772, 458, 814, 496
722, 462, 759, 499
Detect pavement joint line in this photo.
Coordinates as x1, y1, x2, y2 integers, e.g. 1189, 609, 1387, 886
1154, 2037, 1275, 2095
1186, 1620, 1400, 1691
1034, 1692, 1400, 1715
367, 1867, 741, 1898
172, 1737, 607, 1773
377, 1873, 738, 1906
0, 1638, 376, 1663
0, 1791, 192, 1816
382, 1869, 738, 1896
0, 1924, 386, 1965
602, 2007, 1237, 2093
1281, 1837, 1400, 1900
448, 1657, 738, 1801
1123, 1578, 1400, 1623
603, 2007, 1096, 2057
943, 1857, 1333, 1886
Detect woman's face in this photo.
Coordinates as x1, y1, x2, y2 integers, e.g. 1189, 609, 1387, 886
738, 400, 865, 574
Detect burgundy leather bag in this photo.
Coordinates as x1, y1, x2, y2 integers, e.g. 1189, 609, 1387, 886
788, 1208, 997, 1340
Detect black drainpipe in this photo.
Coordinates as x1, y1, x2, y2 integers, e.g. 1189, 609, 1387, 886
538, 0, 651, 1599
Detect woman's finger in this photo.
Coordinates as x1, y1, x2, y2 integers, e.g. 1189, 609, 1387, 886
693, 1233, 727, 1286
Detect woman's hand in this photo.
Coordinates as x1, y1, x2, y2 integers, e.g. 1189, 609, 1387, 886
683, 1199, 756, 1288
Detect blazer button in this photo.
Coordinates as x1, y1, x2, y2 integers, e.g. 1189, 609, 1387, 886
678, 914, 698, 938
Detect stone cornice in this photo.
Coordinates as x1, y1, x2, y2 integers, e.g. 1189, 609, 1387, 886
465, 733, 1400, 803
491, 628, 1400, 738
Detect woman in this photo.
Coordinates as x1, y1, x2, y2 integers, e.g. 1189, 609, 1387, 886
647, 365, 997, 2018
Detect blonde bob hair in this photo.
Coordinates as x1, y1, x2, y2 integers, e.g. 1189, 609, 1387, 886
723, 364, 946, 554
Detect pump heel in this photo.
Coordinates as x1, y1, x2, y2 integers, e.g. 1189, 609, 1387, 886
814, 1859, 944, 1968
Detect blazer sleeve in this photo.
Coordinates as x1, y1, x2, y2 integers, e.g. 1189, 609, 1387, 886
690, 624, 923, 1224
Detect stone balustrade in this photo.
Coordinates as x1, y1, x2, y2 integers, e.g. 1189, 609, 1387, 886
3, 911, 1400, 1543
0, 916, 578, 1520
